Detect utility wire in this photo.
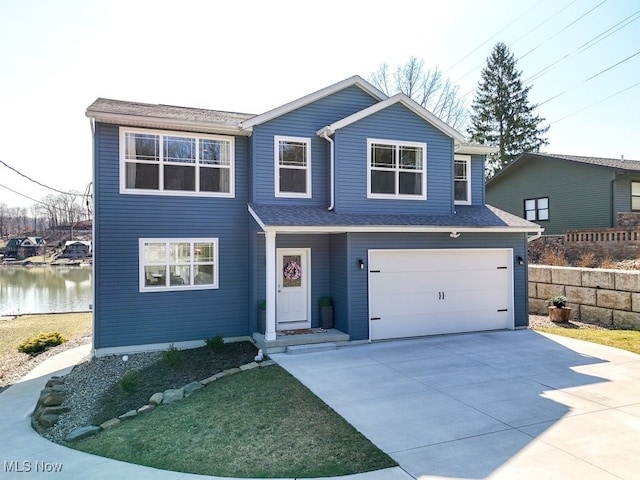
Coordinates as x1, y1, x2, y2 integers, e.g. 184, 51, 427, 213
0, 182, 89, 216
539, 49, 640, 106
548, 79, 640, 125
0, 159, 89, 197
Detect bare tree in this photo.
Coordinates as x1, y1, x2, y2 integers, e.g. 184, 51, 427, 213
370, 56, 469, 130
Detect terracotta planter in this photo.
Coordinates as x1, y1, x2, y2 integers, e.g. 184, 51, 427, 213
549, 306, 571, 323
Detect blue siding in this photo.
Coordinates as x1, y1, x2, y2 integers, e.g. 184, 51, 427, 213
93, 123, 251, 349
251, 86, 379, 206
344, 232, 528, 340
471, 154, 485, 205
333, 103, 455, 215
329, 234, 349, 333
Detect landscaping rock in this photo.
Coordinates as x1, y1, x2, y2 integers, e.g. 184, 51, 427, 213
239, 362, 259, 371
200, 375, 218, 386
162, 388, 184, 404
149, 392, 164, 405
45, 377, 64, 388
41, 406, 70, 416
66, 425, 101, 442
137, 404, 155, 415
100, 418, 120, 430
259, 359, 276, 368
39, 414, 60, 428
118, 410, 137, 420
40, 392, 66, 407
184, 381, 203, 397
223, 367, 242, 375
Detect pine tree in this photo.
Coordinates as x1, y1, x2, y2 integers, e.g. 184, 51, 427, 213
468, 42, 549, 177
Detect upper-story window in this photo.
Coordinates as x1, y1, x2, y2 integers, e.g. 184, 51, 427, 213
632, 181, 640, 211
120, 128, 234, 197
367, 139, 426, 200
454, 155, 471, 205
275, 136, 311, 198
524, 197, 549, 221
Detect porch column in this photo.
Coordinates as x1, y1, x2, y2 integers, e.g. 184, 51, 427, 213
265, 230, 277, 341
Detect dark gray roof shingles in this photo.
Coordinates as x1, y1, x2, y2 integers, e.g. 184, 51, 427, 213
249, 204, 540, 230
526, 153, 640, 171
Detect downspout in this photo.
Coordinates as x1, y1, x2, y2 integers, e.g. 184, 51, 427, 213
527, 230, 543, 243
320, 131, 335, 211
89, 118, 96, 359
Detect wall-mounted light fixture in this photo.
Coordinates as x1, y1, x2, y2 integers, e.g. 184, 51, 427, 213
358, 258, 365, 270
517, 256, 524, 265
449, 231, 461, 239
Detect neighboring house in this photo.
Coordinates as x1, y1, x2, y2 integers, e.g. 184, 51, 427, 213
86, 75, 542, 355
60, 240, 92, 259
5, 237, 46, 259
486, 153, 640, 235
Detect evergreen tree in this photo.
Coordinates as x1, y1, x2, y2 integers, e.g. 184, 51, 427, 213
468, 42, 549, 177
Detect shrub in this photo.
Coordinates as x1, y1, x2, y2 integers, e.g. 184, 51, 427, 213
319, 296, 333, 306
205, 335, 225, 353
600, 256, 617, 269
162, 343, 182, 368
577, 252, 596, 268
541, 249, 567, 266
17, 332, 67, 356
118, 372, 138, 395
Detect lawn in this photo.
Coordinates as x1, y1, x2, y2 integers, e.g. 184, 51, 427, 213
0, 312, 92, 358
533, 327, 640, 355
72, 365, 397, 478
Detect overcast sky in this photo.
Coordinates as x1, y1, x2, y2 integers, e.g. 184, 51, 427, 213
1, 0, 638, 208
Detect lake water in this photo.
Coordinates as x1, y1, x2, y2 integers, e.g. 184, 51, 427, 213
0, 266, 92, 315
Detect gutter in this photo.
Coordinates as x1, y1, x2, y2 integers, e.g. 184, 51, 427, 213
89, 118, 97, 359
317, 127, 335, 211
527, 230, 543, 243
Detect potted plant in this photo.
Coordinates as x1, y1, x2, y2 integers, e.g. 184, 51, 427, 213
319, 296, 333, 329
548, 295, 571, 323
258, 300, 266, 333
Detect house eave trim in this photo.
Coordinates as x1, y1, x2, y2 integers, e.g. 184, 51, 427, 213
86, 111, 250, 136
455, 143, 499, 155
259, 225, 544, 234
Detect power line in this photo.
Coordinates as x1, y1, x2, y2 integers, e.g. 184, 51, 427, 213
0, 159, 90, 197
549, 79, 640, 125
0, 182, 90, 216
539, 49, 640, 106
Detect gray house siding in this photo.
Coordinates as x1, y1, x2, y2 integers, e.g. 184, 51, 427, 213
471, 154, 485, 205
251, 86, 379, 207
345, 232, 529, 340
486, 156, 614, 235
329, 234, 349, 334
333, 103, 455, 215
614, 173, 640, 213
93, 122, 251, 349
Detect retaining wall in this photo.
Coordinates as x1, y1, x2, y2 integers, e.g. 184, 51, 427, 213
528, 265, 640, 330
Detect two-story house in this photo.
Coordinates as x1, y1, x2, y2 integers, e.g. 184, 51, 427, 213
86, 76, 542, 356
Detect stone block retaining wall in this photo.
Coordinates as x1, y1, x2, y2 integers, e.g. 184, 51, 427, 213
529, 265, 640, 330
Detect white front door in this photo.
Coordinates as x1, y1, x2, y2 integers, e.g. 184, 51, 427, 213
276, 248, 311, 330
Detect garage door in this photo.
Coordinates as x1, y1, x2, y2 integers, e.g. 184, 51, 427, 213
368, 249, 514, 340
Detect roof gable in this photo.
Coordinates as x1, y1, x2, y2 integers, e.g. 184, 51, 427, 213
317, 93, 466, 144
240, 75, 386, 130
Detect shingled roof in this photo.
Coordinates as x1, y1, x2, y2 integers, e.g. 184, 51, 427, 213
86, 98, 255, 135
249, 204, 541, 232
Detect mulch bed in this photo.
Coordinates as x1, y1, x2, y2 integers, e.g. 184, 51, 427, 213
92, 342, 258, 424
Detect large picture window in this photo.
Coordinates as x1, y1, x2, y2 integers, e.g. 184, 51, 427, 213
121, 128, 234, 197
139, 238, 218, 292
275, 136, 311, 197
524, 197, 549, 221
454, 155, 471, 205
368, 139, 426, 199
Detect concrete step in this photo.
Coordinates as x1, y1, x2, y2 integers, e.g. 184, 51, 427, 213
286, 342, 337, 355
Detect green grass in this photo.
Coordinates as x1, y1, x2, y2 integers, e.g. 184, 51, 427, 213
73, 366, 396, 478
0, 312, 91, 357
534, 327, 640, 355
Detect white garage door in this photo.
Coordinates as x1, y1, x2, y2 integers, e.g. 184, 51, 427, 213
368, 249, 514, 340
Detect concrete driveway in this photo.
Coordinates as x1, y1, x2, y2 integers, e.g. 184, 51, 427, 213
272, 329, 640, 479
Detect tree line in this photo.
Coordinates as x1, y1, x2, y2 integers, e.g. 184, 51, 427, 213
370, 42, 549, 178
0, 192, 90, 238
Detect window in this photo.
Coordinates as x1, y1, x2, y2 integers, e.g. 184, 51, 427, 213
368, 139, 426, 199
454, 155, 471, 205
524, 197, 549, 221
121, 128, 234, 197
139, 238, 218, 292
275, 136, 311, 197
632, 182, 640, 211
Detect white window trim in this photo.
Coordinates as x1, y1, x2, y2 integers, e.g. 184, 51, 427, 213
138, 238, 219, 292
120, 127, 235, 198
274, 135, 312, 199
454, 154, 472, 205
367, 138, 427, 200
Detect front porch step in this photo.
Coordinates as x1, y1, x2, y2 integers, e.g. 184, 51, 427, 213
253, 328, 349, 354
286, 342, 337, 355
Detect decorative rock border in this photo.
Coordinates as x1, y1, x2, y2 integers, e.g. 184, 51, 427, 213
32, 359, 276, 442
